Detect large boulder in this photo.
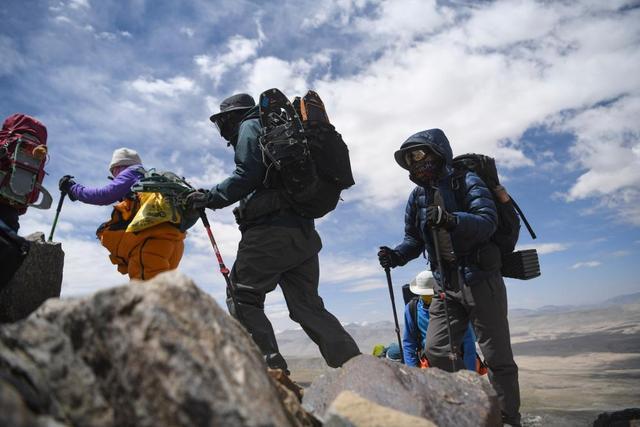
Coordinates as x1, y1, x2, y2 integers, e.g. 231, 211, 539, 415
324, 391, 437, 427
303, 355, 501, 427
0, 271, 300, 427
0, 232, 64, 322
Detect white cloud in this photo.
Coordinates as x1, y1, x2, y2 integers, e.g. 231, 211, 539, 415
0, 35, 25, 76
611, 250, 630, 258
180, 27, 195, 38
130, 75, 197, 98
319, 254, 381, 284
343, 280, 386, 293
68, 0, 90, 10
550, 96, 640, 224
517, 242, 570, 255
196, 35, 262, 86
571, 260, 602, 269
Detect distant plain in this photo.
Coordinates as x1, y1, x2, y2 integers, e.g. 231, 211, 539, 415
279, 294, 640, 426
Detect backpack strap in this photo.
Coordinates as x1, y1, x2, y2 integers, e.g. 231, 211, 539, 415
408, 297, 422, 352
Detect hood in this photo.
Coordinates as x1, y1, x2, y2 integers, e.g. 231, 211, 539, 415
0, 113, 48, 144
394, 128, 453, 170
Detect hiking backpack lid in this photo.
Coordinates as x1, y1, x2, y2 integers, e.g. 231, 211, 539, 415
257, 88, 355, 219
451, 153, 540, 280
0, 114, 52, 213
129, 169, 198, 232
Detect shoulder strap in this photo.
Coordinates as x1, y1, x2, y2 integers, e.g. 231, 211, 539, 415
408, 297, 422, 351
450, 169, 466, 210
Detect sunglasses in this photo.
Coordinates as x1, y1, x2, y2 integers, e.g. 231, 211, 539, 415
405, 149, 440, 167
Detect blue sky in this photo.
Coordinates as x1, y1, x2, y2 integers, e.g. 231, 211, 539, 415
2, 0, 639, 332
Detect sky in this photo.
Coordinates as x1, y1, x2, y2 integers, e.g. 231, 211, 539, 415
1, 0, 639, 333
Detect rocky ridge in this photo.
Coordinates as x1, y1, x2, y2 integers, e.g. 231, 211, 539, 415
0, 271, 501, 426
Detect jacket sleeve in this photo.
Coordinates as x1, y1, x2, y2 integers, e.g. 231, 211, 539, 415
70, 166, 142, 205
462, 324, 477, 371
394, 188, 424, 265
452, 172, 497, 245
402, 304, 419, 367
207, 119, 265, 209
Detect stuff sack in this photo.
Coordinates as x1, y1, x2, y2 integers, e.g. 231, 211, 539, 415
452, 153, 539, 280
258, 88, 354, 219
0, 114, 52, 214
129, 169, 198, 232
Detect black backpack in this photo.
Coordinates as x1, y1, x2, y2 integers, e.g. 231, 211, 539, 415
452, 154, 540, 280
257, 88, 355, 219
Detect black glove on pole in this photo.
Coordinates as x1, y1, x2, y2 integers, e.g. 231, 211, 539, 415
429, 189, 457, 371
199, 209, 243, 322
381, 253, 404, 364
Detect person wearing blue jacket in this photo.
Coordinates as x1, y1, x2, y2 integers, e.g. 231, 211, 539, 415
185, 94, 360, 373
403, 270, 477, 371
378, 129, 521, 426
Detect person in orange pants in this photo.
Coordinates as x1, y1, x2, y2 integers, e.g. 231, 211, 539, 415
59, 148, 186, 280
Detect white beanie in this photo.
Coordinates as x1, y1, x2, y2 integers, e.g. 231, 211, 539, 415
109, 148, 142, 171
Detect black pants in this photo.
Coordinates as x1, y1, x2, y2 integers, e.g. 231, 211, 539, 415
0, 205, 26, 289
229, 225, 360, 370
425, 274, 521, 426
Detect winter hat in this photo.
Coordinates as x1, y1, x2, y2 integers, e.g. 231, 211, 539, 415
109, 148, 141, 171
409, 270, 436, 296
385, 343, 402, 362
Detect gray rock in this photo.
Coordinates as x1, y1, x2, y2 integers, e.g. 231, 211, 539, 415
324, 390, 437, 427
303, 355, 502, 427
0, 232, 64, 322
0, 378, 69, 427
0, 271, 300, 427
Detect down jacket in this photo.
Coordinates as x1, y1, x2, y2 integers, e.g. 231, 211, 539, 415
394, 129, 499, 285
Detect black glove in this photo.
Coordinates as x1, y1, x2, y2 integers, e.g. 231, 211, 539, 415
378, 246, 402, 269
58, 175, 77, 201
426, 205, 457, 230
184, 189, 211, 211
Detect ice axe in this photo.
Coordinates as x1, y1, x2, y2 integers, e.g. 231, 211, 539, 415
48, 191, 67, 242
199, 209, 243, 321
383, 264, 404, 364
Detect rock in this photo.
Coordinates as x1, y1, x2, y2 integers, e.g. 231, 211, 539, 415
0, 232, 64, 322
0, 271, 301, 427
324, 390, 437, 427
303, 355, 501, 427
593, 408, 640, 426
268, 369, 319, 427
0, 378, 68, 427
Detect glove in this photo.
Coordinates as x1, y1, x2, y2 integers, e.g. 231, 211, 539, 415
58, 175, 77, 201
426, 205, 457, 230
378, 246, 402, 269
184, 189, 211, 211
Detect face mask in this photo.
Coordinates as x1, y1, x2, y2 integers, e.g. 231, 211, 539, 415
215, 112, 242, 144
421, 294, 433, 305
410, 158, 441, 184
406, 148, 443, 184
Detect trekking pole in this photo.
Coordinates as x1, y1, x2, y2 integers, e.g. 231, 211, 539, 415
429, 189, 458, 372
199, 210, 243, 321
384, 266, 405, 364
48, 191, 67, 242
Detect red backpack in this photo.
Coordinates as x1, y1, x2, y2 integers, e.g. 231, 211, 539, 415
0, 114, 52, 215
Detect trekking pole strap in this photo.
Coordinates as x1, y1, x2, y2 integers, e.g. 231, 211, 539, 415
48, 191, 66, 242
